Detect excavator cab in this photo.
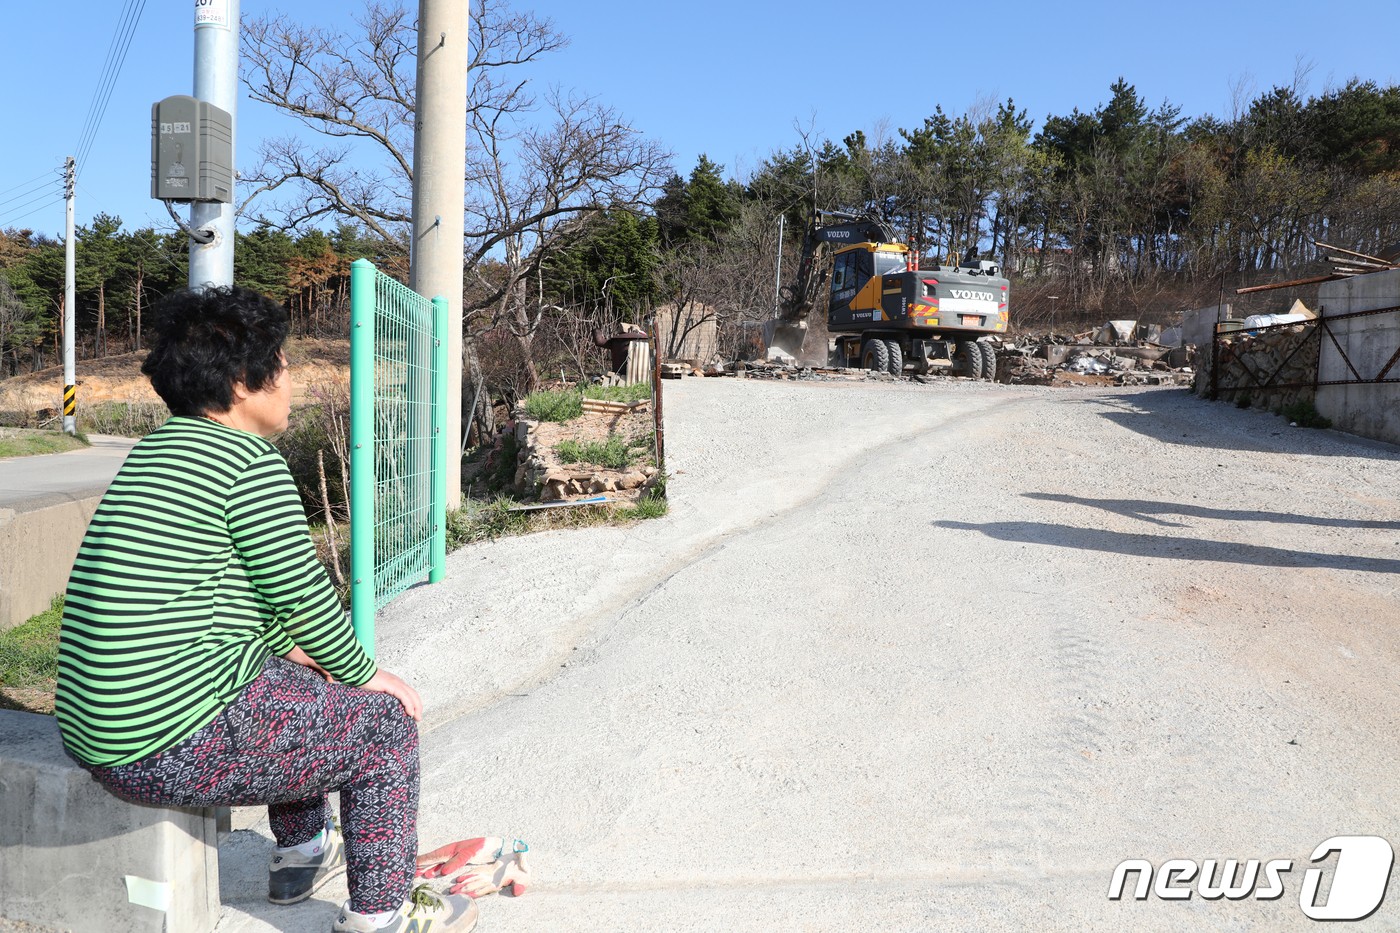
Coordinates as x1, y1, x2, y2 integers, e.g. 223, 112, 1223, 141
828, 243, 910, 323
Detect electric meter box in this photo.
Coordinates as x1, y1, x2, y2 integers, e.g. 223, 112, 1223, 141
151, 95, 233, 202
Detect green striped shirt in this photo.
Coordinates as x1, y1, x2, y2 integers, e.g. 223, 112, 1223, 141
56, 416, 376, 767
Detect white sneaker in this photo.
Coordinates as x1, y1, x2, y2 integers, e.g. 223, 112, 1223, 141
332, 885, 480, 932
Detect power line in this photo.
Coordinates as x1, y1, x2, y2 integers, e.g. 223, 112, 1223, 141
0, 189, 62, 228
73, 0, 142, 168
0, 170, 58, 199
73, 0, 148, 175
0, 177, 59, 210
0, 195, 63, 231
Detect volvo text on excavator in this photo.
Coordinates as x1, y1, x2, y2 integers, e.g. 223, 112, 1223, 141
765, 210, 1010, 378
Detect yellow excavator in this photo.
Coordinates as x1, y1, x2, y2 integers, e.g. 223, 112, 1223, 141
767, 210, 1010, 378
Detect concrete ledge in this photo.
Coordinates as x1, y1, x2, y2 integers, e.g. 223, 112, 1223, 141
0, 711, 220, 933
0, 494, 102, 632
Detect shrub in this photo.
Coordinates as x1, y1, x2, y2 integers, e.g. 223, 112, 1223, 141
79, 402, 168, 437
446, 497, 529, 547
489, 431, 520, 490
522, 389, 582, 422
623, 493, 668, 520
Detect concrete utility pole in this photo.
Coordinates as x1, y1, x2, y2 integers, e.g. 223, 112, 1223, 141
63, 157, 76, 435
410, 0, 469, 507
189, 0, 239, 290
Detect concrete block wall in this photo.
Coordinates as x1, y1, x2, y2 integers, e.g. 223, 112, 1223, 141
1316, 270, 1400, 446
0, 494, 103, 632
0, 711, 220, 932
1180, 303, 1231, 349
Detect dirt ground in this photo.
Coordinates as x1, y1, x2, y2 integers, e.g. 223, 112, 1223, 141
214, 376, 1400, 933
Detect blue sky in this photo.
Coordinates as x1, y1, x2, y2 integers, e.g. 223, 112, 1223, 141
2, 0, 1397, 240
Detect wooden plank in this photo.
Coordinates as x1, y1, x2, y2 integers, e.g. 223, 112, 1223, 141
581, 398, 648, 414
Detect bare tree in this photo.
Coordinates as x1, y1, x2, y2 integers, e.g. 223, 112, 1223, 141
240, 0, 564, 241
467, 87, 671, 391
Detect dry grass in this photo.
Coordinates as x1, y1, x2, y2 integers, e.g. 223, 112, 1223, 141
0, 338, 351, 412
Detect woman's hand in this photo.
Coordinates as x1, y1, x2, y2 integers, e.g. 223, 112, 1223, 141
360, 668, 423, 722
283, 645, 333, 682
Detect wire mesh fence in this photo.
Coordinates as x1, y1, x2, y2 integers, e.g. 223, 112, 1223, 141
349, 259, 447, 655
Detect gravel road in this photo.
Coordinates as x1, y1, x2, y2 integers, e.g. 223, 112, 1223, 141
216, 377, 1400, 932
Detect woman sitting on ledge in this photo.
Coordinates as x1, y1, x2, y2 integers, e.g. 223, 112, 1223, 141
55, 286, 477, 933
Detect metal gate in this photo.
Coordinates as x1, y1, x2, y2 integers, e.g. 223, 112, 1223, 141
348, 258, 447, 655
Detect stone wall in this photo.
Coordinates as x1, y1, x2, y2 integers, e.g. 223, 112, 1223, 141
1194, 322, 1320, 412
510, 417, 660, 502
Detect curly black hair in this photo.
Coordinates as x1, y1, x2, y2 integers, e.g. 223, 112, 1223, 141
141, 286, 289, 416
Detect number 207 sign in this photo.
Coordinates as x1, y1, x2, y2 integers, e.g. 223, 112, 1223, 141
194, 0, 230, 28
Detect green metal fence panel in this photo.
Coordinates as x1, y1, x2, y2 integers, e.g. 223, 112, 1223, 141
349, 258, 447, 655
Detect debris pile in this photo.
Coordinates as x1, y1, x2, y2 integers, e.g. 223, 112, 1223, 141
664, 322, 1200, 387
998, 323, 1194, 387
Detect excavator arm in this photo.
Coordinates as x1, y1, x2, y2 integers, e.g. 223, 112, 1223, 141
766, 211, 899, 361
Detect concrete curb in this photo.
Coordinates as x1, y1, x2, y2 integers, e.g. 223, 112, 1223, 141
0, 711, 220, 932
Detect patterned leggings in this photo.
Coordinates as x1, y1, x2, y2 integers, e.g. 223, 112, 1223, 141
86, 655, 419, 914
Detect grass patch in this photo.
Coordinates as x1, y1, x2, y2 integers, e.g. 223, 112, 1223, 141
555, 435, 637, 470
0, 595, 62, 692
0, 428, 88, 458
583, 383, 651, 404
447, 497, 530, 546
522, 389, 582, 422
622, 492, 668, 520
1280, 398, 1332, 429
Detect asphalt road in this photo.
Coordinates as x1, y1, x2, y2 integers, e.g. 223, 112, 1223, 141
0, 435, 138, 511
216, 378, 1400, 932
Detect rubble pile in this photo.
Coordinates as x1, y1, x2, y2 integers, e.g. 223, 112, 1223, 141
974, 322, 1196, 387
672, 321, 1200, 387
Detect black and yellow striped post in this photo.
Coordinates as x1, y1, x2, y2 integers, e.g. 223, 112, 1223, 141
63, 383, 76, 434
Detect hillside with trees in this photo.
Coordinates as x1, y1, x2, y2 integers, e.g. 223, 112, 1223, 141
2, 0, 1398, 441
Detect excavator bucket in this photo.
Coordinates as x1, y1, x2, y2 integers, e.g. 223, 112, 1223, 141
762, 318, 808, 363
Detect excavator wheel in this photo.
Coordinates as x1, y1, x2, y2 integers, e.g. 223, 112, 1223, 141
978, 342, 997, 381
958, 340, 983, 380
861, 339, 890, 373
884, 339, 903, 376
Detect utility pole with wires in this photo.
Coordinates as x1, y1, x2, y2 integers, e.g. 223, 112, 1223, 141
63, 157, 76, 436
188, 0, 239, 289
153, 2, 237, 287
